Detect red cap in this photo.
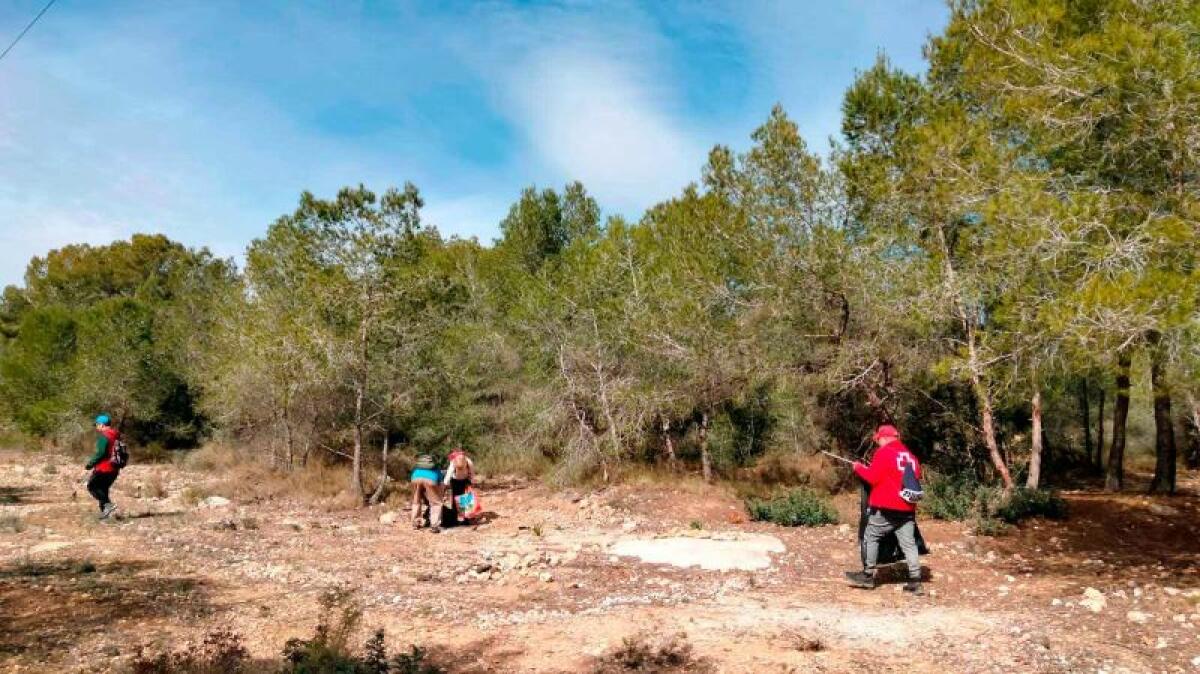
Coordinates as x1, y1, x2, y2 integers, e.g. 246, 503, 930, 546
872, 425, 900, 442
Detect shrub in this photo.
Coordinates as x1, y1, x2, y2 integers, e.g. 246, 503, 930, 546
993, 487, 1068, 523
0, 514, 26, 533
130, 629, 250, 674
746, 488, 838, 527
592, 633, 712, 674
922, 473, 1067, 535
180, 485, 211, 506
922, 473, 994, 521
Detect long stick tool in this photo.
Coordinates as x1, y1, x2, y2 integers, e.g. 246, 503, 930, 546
819, 450, 856, 466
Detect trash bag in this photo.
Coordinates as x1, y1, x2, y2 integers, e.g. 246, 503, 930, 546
857, 479, 930, 569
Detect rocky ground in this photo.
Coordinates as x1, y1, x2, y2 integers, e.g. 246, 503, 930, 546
1, 450, 1199, 673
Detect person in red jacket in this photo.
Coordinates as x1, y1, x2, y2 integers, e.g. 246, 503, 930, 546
846, 424, 924, 594
85, 414, 121, 520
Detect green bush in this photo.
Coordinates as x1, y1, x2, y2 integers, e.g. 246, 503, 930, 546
922, 473, 1067, 535
993, 487, 1068, 523
921, 473, 994, 521
746, 488, 838, 527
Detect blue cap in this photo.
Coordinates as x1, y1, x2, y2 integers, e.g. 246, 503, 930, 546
95, 414, 110, 425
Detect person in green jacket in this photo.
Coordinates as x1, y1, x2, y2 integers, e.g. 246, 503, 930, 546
85, 414, 121, 519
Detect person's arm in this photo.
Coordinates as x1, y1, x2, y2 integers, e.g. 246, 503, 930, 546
852, 460, 878, 485
443, 467, 453, 486
85, 435, 109, 469
466, 458, 475, 483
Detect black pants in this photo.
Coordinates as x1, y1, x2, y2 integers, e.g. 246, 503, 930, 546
87, 471, 118, 510
447, 478, 471, 524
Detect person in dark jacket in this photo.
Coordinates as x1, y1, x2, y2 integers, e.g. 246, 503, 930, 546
85, 414, 121, 520
845, 425, 924, 594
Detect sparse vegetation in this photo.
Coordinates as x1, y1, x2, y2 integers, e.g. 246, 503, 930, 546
181, 485, 212, 506
0, 514, 25, 533
130, 629, 250, 674
746, 489, 838, 527
592, 633, 712, 674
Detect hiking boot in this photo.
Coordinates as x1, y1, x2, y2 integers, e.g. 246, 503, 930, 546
845, 571, 875, 589
903, 580, 924, 595
99, 503, 117, 520
430, 525, 441, 534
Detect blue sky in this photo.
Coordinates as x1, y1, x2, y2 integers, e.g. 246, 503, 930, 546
0, 1, 947, 287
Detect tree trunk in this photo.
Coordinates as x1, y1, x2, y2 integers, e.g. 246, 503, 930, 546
1186, 394, 1200, 470
936, 216, 1012, 491
1105, 351, 1132, 492
369, 436, 389, 505
1079, 378, 1092, 468
1027, 388, 1043, 489
662, 418, 677, 469
351, 318, 370, 502
1096, 387, 1106, 474
967, 338, 1013, 489
1148, 332, 1177, 494
283, 399, 295, 472
699, 411, 713, 483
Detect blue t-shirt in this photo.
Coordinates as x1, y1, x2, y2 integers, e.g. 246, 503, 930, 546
410, 468, 441, 483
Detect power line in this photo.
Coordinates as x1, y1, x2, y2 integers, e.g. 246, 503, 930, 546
0, 0, 58, 65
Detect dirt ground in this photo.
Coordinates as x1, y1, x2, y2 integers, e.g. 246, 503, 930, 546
1, 451, 1199, 673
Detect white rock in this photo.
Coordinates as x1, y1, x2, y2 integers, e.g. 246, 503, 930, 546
1148, 503, 1179, 516
379, 511, 399, 525
1051, 598, 1063, 606
1005, 575, 1016, 582
1162, 587, 1180, 596
200, 496, 231, 508
539, 572, 553, 583
1080, 588, 1107, 613
29, 542, 73, 554
1126, 610, 1152, 624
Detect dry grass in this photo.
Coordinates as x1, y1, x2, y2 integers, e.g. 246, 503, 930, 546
144, 470, 168, 499
591, 633, 713, 674
188, 444, 360, 509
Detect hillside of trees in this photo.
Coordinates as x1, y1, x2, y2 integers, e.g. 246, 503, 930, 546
2, 0, 1197, 502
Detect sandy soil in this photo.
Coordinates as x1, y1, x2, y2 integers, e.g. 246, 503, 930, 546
1, 451, 1199, 673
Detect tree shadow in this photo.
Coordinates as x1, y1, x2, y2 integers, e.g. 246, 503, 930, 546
119, 510, 187, 520
0, 486, 44, 505
988, 491, 1200, 580
0, 558, 210, 663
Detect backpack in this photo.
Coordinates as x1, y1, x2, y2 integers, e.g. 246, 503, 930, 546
899, 461, 923, 504
110, 438, 130, 469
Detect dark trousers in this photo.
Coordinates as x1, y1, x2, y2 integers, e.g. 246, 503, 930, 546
87, 470, 118, 510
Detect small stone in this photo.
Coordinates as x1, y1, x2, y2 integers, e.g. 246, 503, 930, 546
1080, 588, 1106, 613
1005, 575, 1016, 582
1051, 598, 1062, 606
379, 511, 399, 525
1126, 610, 1152, 624
200, 496, 231, 508
539, 572, 553, 583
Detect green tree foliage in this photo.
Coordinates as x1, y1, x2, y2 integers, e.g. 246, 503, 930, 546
2, 2, 1195, 499
0, 234, 234, 445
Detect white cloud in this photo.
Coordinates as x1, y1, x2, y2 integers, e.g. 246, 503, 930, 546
501, 48, 705, 215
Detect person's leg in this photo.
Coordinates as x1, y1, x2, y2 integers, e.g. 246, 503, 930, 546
86, 472, 106, 511
862, 511, 895, 576
410, 482, 424, 527
423, 483, 442, 531
894, 518, 922, 582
